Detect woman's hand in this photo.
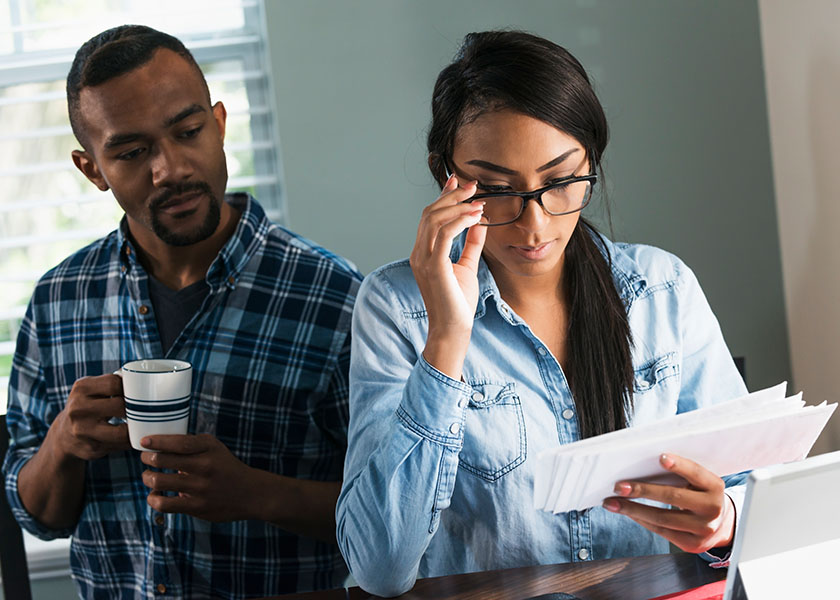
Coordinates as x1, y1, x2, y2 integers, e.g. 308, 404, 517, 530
410, 174, 487, 380
602, 453, 736, 554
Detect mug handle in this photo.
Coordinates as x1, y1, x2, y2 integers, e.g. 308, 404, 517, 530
109, 369, 126, 425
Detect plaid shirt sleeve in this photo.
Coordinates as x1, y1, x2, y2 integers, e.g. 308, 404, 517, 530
309, 327, 352, 450
3, 300, 75, 540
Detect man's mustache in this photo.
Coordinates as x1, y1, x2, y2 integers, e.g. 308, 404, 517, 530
149, 182, 213, 211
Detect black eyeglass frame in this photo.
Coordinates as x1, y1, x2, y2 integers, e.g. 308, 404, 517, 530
444, 160, 598, 226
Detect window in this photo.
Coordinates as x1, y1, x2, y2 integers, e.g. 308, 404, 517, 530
0, 0, 284, 581
0, 0, 286, 414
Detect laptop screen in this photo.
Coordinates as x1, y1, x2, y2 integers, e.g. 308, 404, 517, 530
724, 449, 840, 599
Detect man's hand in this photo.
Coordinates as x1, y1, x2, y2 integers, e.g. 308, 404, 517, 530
55, 374, 131, 461
17, 373, 130, 530
140, 433, 258, 522
602, 453, 736, 554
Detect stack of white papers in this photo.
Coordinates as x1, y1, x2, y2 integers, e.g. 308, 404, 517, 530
534, 382, 836, 513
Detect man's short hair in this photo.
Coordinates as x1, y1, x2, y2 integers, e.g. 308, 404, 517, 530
66, 24, 210, 149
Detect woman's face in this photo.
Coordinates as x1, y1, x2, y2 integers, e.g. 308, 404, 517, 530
450, 109, 590, 285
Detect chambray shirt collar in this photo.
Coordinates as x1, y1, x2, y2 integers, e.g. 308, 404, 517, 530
116, 192, 263, 291
449, 228, 651, 324
448, 235, 526, 326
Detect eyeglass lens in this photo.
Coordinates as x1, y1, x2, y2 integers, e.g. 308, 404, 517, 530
481, 180, 593, 225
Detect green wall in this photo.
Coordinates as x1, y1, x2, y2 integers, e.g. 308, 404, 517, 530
265, 0, 790, 391
0, 576, 77, 600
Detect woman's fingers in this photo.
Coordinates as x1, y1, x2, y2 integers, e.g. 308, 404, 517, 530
659, 454, 725, 496
458, 217, 488, 271
429, 204, 484, 261
414, 180, 482, 258
603, 453, 736, 553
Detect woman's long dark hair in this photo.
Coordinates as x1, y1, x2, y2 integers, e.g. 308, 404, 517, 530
427, 31, 634, 437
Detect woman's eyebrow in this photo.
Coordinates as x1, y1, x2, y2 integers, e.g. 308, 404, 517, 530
465, 148, 580, 175
536, 148, 579, 172
465, 159, 517, 175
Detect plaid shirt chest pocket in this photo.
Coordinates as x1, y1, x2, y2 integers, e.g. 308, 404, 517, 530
458, 381, 527, 482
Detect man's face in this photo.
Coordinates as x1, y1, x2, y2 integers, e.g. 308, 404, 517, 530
72, 48, 228, 248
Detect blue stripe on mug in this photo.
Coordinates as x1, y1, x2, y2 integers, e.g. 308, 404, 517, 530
125, 407, 190, 418
124, 397, 190, 413
124, 394, 190, 403
125, 410, 190, 423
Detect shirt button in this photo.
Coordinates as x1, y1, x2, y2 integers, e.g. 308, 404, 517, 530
471, 391, 484, 402
458, 397, 469, 409
449, 422, 461, 435
562, 408, 575, 420
154, 515, 165, 526
138, 304, 150, 315
578, 548, 590, 560
156, 583, 167, 594
537, 347, 547, 356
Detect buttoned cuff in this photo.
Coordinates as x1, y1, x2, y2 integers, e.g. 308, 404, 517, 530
4, 452, 74, 541
396, 356, 472, 447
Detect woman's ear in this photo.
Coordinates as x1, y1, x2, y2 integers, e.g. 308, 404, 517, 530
428, 153, 445, 187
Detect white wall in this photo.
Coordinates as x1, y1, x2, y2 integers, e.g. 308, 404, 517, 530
759, 0, 840, 453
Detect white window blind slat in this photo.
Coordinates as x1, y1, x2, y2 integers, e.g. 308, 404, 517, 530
0, 307, 26, 321
0, 0, 260, 37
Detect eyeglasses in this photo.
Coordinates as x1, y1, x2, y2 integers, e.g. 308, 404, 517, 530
445, 160, 598, 226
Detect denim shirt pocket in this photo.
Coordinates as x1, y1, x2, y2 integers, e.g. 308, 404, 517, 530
634, 352, 680, 394
458, 381, 527, 482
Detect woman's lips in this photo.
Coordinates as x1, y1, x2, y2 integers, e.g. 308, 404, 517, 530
511, 240, 555, 260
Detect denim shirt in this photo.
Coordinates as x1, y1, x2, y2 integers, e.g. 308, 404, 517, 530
336, 236, 747, 597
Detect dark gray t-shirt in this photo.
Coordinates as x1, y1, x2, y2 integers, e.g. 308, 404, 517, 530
147, 275, 210, 355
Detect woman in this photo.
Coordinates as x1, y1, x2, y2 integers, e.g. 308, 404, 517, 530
336, 31, 745, 596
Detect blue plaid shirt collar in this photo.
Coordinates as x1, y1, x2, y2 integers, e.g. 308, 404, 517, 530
116, 192, 261, 291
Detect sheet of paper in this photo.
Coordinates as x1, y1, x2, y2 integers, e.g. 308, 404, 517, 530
534, 384, 836, 513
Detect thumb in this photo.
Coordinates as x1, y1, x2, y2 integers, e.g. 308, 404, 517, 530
457, 220, 488, 272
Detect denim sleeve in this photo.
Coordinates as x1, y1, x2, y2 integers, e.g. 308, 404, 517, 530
2, 304, 75, 540
673, 259, 748, 558
336, 271, 472, 597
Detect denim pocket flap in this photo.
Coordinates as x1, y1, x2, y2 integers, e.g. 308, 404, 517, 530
634, 352, 679, 392
467, 382, 517, 407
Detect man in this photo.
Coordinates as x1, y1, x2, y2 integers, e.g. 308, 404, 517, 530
2, 25, 360, 598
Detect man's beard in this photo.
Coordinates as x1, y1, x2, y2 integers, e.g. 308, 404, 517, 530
149, 182, 222, 247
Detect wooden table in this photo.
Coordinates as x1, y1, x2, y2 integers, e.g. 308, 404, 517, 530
272, 553, 726, 599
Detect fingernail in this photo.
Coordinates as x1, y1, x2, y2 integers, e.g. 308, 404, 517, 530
614, 482, 632, 496
603, 499, 621, 512
661, 453, 675, 469
141, 437, 152, 449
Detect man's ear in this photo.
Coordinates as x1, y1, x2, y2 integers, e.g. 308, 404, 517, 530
212, 101, 227, 143
71, 149, 109, 191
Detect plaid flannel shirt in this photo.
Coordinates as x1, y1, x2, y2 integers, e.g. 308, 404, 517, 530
3, 194, 361, 599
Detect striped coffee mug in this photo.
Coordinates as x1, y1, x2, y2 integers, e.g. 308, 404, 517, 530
121, 359, 192, 451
